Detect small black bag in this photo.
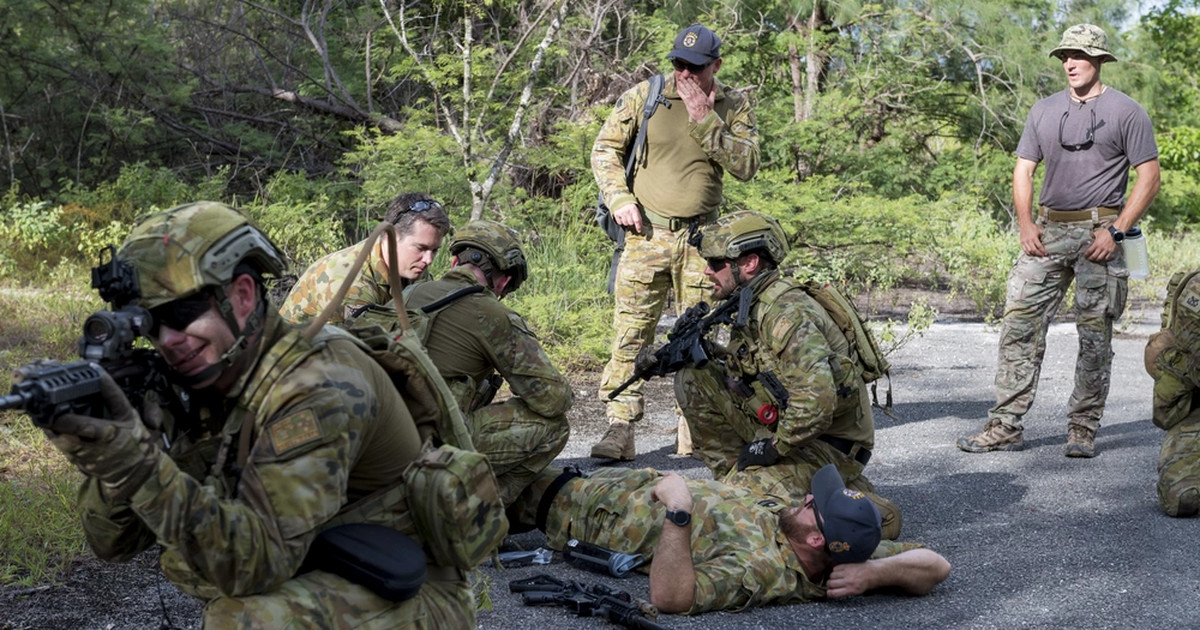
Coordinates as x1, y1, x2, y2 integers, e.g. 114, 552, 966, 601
301, 523, 427, 602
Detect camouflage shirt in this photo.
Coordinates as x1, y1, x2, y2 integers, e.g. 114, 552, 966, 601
724, 271, 873, 457
77, 311, 427, 600
406, 267, 573, 418
1153, 271, 1200, 430
545, 468, 919, 614
280, 238, 411, 324
592, 74, 759, 218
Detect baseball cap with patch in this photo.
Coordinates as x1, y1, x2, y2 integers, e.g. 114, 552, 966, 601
666, 24, 722, 66
1049, 23, 1117, 63
811, 464, 882, 564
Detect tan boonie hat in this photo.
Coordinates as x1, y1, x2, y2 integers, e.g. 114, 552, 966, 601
1049, 24, 1117, 63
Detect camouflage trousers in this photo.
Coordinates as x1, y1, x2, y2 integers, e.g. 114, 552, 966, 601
991, 217, 1128, 432
674, 363, 900, 538
598, 222, 710, 422
1158, 408, 1200, 517
467, 397, 570, 506
203, 569, 475, 629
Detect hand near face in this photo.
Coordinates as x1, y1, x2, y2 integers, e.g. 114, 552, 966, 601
676, 74, 715, 123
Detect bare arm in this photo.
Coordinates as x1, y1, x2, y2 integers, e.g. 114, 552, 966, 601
1012, 157, 1046, 257
825, 549, 951, 598
648, 473, 696, 613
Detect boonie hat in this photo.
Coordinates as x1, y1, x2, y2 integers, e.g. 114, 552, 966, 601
666, 24, 722, 65
811, 464, 882, 564
1049, 23, 1117, 63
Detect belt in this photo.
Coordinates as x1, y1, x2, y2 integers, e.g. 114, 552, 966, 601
1040, 206, 1120, 223
818, 435, 872, 466
425, 564, 466, 583
535, 467, 585, 533
644, 209, 718, 232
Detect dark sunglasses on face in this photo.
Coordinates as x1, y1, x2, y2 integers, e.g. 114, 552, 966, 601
806, 496, 825, 535
148, 290, 213, 338
1059, 107, 1096, 151
706, 258, 729, 272
671, 58, 711, 74
407, 200, 442, 214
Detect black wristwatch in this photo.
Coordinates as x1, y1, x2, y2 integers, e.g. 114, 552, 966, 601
1108, 225, 1125, 243
665, 509, 692, 527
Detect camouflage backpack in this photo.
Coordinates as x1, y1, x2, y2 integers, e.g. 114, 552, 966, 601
799, 282, 893, 413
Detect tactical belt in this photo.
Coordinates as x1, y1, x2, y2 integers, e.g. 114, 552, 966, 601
536, 467, 585, 533
818, 435, 872, 466
1040, 206, 1120, 223
425, 564, 465, 583
644, 208, 718, 232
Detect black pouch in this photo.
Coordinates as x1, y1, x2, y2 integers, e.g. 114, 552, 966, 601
301, 523, 427, 602
596, 197, 626, 244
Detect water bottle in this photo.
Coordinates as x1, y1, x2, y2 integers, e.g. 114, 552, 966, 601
1123, 227, 1150, 280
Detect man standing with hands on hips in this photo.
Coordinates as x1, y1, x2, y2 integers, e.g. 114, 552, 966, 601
591, 24, 759, 461
958, 24, 1160, 458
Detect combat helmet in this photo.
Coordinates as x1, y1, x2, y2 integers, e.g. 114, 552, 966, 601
693, 210, 789, 266
450, 220, 528, 296
118, 201, 286, 309
1049, 24, 1117, 63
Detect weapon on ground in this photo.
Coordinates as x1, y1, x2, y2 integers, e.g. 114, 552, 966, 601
608, 284, 753, 400
509, 573, 669, 630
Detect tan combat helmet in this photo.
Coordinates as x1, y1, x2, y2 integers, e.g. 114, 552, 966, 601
693, 210, 789, 266
1049, 24, 1118, 63
118, 201, 286, 309
450, 220, 528, 295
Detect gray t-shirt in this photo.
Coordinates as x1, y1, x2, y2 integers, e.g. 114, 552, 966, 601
1016, 87, 1158, 211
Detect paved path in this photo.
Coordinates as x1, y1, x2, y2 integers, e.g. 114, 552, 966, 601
476, 321, 1193, 629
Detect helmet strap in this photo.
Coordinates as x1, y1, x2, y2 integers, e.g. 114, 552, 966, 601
176, 281, 266, 389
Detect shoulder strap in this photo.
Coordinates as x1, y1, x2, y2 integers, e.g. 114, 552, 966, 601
623, 74, 666, 187
420, 285, 484, 314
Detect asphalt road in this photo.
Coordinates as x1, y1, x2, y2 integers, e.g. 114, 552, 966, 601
475, 319, 1192, 630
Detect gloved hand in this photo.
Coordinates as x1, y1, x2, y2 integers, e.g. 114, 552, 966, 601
736, 438, 779, 471
634, 346, 660, 375
44, 370, 162, 502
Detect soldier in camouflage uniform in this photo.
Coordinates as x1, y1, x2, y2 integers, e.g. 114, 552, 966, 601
1146, 271, 1200, 517
41, 202, 475, 628
958, 24, 1160, 458
279, 193, 451, 324
672, 211, 901, 539
511, 464, 948, 615
403, 221, 573, 507
592, 24, 759, 461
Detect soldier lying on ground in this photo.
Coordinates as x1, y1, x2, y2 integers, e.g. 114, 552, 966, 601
510, 463, 950, 615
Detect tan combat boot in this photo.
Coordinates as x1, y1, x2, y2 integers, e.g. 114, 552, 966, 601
1064, 425, 1096, 458
956, 419, 1024, 453
591, 420, 635, 461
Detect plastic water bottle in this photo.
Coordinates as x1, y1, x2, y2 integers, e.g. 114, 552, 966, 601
1123, 227, 1150, 279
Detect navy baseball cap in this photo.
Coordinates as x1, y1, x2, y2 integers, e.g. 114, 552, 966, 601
811, 464, 882, 564
666, 24, 722, 65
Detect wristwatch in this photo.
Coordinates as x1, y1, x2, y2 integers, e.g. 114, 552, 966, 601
665, 509, 692, 527
1108, 225, 1125, 243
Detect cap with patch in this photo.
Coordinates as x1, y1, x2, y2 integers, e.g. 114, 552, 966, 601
811, 464, 882, 564
1049, 23, 1117, 63
666, 24, 722, 65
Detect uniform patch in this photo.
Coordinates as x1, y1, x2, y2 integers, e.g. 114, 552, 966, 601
841, 488, 865, 499
1181, 288, 1200, 314
268, 408, 323, 454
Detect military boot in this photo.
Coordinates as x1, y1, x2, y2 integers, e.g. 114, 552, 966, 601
956, 419, 1024, 453
591, 421, 635, 461
1064, 425, 1097, 458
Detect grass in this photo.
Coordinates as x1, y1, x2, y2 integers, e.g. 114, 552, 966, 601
0, 269, 103, 588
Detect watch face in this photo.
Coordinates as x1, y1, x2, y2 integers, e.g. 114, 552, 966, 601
667, 510, 691, 526
1109, 226, 1124, 242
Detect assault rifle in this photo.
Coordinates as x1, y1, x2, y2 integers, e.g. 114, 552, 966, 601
509, 573, 668, 630
1, 245, 186, 428
608, 285, 753, 400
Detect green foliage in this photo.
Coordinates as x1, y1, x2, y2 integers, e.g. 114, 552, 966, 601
1158, 127, 1200, 180
242, 171, 351, 270
503, 201, 612, 370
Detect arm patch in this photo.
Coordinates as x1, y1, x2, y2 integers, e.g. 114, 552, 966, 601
268, 408, 324, 455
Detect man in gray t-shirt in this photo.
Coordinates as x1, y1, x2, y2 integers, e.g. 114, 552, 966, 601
958, 24, 1160, 459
